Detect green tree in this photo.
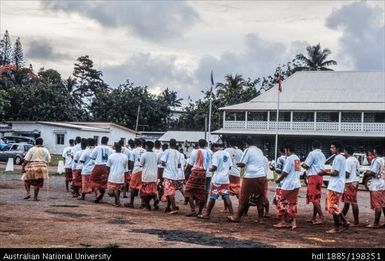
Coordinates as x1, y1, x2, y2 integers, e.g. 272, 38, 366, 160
13, 37, 23, 70
296, 43, 337, 71
0, 30, 12, 65
159, 88, 183, 107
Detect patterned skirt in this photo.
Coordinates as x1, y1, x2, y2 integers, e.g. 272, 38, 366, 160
370, 190, 385, 210
229, 175, 241, 196
342, 182, 358, 204
72, 169, 82, 188
141, 182, 157, 198
306, 175, 323, 204
162, 178, 178, 201
65, 168, 73, 182
184, 169, 207, 202
90, 165, 108, 190
107, 181, 124, 191
325, 190, 342, 215
129, 171, 142, 190
81, 175, 93, 194
277, 188, 299, 219
22, 161, 49, 181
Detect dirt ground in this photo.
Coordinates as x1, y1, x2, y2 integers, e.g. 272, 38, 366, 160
0, 173, 384, 248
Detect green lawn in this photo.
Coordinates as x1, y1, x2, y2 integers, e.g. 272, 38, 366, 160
50, 154, 63, 166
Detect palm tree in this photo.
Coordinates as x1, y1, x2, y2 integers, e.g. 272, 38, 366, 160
160, 88, 183, 107
216, 74, 245, 105
296, 43, 337, 71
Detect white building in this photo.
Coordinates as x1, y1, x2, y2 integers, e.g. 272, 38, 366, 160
213, 71, 385, 157
5, 121, 137, 154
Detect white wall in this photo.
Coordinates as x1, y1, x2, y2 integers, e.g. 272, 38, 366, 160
108, 126, 137, 145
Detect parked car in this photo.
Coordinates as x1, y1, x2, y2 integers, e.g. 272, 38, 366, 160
1, 136, 35, 145
0, 138, 9, 150
302, 153, 373, 191
0, 143, 33, 165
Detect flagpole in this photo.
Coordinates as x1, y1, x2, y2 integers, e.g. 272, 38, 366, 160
274, 74, 281, 164
208, 89, 212, 144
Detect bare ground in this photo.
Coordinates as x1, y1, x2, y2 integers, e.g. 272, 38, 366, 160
0, 173, 384, 248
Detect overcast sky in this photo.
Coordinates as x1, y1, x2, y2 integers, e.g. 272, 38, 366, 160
1, 0, 384, 102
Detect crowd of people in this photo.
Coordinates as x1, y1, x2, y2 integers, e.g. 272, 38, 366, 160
20, 136, 385, 233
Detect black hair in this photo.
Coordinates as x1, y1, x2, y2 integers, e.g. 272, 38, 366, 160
331, 140, 343, 153
134, 138, 142, 146
344, 145, 354, 155
87, 138, 95, 147
311, 140, 321, 149
284, 143, 295, 153
279, 146, 285, 154
162, 143, 169, 151
75, 136, 81, 144
69, 139, 74, 146
81, 138, 87, 150
101, 136, 109, 145
118, 139, 124, 146
198, 139, 206, 148
169, 139, 177, 148
374, 145, 384, 156
36, 137, 43, 145
115, 143, 122, 153
155, 140, 161, 148
145, 141, 154, 150
128, 139, 134, 147
245, 136, 255, 146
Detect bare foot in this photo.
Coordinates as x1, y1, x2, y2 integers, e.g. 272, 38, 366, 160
168, 210, 178, 215
273, 222, 290, 228
367, 224, 380, 229
312, 220, 324, 225
227, 216, 240, 223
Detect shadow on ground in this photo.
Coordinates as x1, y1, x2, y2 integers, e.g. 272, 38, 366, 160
132, 228, 274, 248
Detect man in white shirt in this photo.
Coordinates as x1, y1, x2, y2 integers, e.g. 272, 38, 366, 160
139, 141, 159, 211
106, 143, 128, 207
70, 137, 82, 193
89, 136, 113, 203
302, 140, 326, 225
228, 137, 267, 223
225, 140, 242, 199
185, 139, 211, 217
122, 139, 134, 198
62, 139, 75, 192
366, 145, 385, 228
72, 138, 87, 198
341, 146, 360, 226
79, 138, 96, 200
199, 144, 233, 219
125, 139, 146, 208
271, 147, 286, 219
319, 141, 349, 233
160, 139, 181, 214
274, 144, 301, 230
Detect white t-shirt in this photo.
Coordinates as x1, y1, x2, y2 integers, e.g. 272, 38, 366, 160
345, 156, 359, 183
240, 146, 266, 178
161, 149, 180, 180
205, 148, 214, 178
62, 146, 74, 169
130, 147, 146, 173
211, 150, 233, 185
71, 144, 81, 169
24, 146, 51, 162
90, 145, 113, 165
369, 157, 385, 191
107, 153, 128, 184
80, 148, 95, 175
153, 148, 164, 169
327, 154, 346, 193
281, 154, 301, 190
177, 153, 186, 181
263, 156, 269, 176
304, 149, 326, 176
73, 149, 84, 170
122, 147, 131, 162
140, 151, 158, 183
275, 155, 286, 187
188, 148, 211, 171
225, 147, 242, 177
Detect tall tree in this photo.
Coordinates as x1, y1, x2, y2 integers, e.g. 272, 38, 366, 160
159, 88, 183, 107
13, 37, 23, 70
295, 43, 337, 71
0, 30, 12, 65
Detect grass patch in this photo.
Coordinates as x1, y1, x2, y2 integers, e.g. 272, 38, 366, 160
104, 243, 120, 248
50, 154, 63, 166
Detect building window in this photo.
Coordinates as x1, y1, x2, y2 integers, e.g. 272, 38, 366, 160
56, 134, 64, 145
94, 136, 99, 146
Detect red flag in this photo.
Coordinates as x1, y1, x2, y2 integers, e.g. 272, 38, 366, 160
277, 73, 283, 92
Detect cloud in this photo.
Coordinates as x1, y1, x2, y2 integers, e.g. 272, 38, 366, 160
40, 1, 200, 42
326, 2, 385, 70
25, 40, 71, 61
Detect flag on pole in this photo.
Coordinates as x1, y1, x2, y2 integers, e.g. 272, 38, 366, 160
277, 72, 283, 92
210, 70, 214, 92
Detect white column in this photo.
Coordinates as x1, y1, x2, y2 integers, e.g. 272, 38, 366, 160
267, 111, 270, 130
338, 112, 342, 131
361, 112, 364, 131
290, 111, 293, 130
245, 111, 248, 128
314, 112, 317, 131
234, 112, 237, 121
223, 111, 226, 128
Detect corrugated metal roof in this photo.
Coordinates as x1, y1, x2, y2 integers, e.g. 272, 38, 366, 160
220, 71, 385, 112
158, 131, 219, 143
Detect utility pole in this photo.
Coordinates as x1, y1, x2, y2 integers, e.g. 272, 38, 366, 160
135, 104, 140, 132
